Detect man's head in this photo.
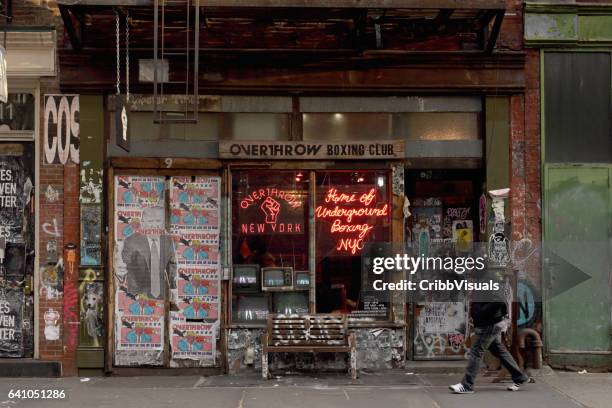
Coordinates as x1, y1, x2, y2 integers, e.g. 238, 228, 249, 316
141, 206, 165, 235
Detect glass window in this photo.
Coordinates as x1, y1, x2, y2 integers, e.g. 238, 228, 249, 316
315, 171, 391, 320
219, 113, 289, 141
231, 171, 309, 325
0, 93, 35, 133
303, 113, 393, 140
302, 112, 479, 141
394, 112, 479, 140
544, 52, 612, 163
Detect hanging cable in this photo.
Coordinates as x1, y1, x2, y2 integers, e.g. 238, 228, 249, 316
125, 10, 130, 102
115, 9, 121, 96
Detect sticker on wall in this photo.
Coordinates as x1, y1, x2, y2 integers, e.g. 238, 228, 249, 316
80, 163, 103, 204
43, 308, 60, 341
489, 232, 510, 267
43, 94, 80, 165
80, 205, 102, 266
452, 220, 473, 253
80, 281, 104, 347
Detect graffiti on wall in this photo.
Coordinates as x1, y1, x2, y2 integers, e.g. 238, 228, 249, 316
413, 302, 468, 359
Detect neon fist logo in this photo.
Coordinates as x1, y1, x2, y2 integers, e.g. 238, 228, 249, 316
260, 196, 281, 224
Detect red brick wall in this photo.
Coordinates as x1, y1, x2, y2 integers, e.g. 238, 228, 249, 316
509, 48, 542, 334
15, 1, 79, 375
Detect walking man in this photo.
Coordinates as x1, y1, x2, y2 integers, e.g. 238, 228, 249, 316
450, 291, 529, 394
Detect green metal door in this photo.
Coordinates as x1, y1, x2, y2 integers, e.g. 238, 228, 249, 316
544, 165, 612, 354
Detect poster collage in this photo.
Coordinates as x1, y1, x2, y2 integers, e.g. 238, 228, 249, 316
114, 176, 220, 365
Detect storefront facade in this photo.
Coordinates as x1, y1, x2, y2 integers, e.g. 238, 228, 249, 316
51, 0, 544, 376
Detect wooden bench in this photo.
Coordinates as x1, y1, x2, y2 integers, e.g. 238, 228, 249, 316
261, 313, 357, 380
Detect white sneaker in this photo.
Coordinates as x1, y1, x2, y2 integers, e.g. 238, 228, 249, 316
449, 383, 474, 394
507, 377, 532, 391
507, 383, 521, 391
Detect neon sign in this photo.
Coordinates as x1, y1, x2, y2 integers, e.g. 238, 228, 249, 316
316, 187, 388, 255
239, 187, 305, 235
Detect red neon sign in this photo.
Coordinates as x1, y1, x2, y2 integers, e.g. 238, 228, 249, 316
239, 187, 305, 235
316, 187, 388, 255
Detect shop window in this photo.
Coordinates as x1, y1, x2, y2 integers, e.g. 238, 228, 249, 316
315, 171, 391, 320
302, 112, 479, 141
218, 113, 289, 141
0, 93, 35, 137
544, 52, 612, 163
231, 171, 309, 325
394, 112, 479, 141
303, 113, 393, 140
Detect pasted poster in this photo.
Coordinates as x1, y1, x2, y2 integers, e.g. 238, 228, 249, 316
0, 156, 28, 243
0, 287, 24, 357
114, 176, 167, 361
118, 315, 163, 350
413, 301, 468, 360
43, 94, 80, 165
170, 314, 216, 362
169, 177, 220, 364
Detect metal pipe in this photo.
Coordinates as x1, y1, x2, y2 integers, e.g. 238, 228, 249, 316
518, 328, 543, 369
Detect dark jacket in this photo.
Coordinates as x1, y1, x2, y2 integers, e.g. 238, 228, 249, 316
122, 233, 177, 299
470, 300, 507, 327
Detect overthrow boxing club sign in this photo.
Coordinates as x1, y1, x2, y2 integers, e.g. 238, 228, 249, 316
219, 140, 405, 160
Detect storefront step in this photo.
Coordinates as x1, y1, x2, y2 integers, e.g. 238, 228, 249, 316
0, 359, 61, 377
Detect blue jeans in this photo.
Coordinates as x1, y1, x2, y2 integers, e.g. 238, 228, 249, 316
462, 325, 528, 389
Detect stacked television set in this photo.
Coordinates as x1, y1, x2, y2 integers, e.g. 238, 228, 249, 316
232, 265, 311, 324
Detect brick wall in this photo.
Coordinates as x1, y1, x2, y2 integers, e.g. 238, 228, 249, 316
13, 1, 80, 375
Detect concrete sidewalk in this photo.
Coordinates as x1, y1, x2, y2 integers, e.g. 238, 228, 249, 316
0, 370, 608, 408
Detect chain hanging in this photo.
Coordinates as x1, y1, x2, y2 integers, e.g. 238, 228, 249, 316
115, 9, 120, 96
125, 10, 130, 102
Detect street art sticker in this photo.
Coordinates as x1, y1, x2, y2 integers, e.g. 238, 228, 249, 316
0, 287, 24, 357
43, 308, 60, 341
0, 156, 28, 243
81, 205, 102, 266
413, 302, 468, 359
43, 94, 79, 165
489, 232, 510, 267
80, 161, 103, 204
452, 220, 473, 253
40, 260, 64, 300
79, 279, 104, 347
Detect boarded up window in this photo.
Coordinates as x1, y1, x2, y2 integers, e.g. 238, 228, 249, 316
544, 52, 612, 163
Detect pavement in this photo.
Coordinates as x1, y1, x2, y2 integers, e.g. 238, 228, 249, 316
0, 369, 610, 408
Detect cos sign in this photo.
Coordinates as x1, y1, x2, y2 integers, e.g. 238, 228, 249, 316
44, 95, 80, 165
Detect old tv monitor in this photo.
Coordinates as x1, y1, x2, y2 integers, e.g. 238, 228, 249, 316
232, 264, 260, 293
294, 271, 310, 290
273, 292, 309, 315
261, 267, 293, 291
232, 294, 269, 324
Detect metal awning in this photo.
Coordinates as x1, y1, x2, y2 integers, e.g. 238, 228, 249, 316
58, 0, 505, 54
